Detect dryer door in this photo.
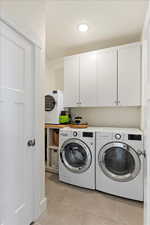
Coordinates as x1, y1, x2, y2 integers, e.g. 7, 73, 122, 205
60, 139, 92, 173
45, 95, 56, 111
98, 142, 141, 182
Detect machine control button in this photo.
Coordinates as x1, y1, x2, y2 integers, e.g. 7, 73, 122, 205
115, 133, 121, 140
60, 133, 68, 137
73, 131, 78, 137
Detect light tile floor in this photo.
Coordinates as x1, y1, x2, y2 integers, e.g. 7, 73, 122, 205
36, 173, 143, 225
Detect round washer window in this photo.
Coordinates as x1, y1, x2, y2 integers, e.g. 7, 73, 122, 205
64, 142, 87, 168
98, 142, 141, 182
104, 147, 135, 176
60, 139, 92, 173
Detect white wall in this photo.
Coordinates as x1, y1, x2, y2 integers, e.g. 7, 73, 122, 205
0, 0, 47, 220
45, 58, 53, 93
46, 57, 141, 128
45, 57, 64, 92
71, 107, 141, 128
0, 0, 45, 47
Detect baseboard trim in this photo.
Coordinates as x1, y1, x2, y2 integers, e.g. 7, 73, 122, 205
39, 197, 47, 215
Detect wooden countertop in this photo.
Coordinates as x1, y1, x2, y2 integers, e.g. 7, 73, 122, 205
45, 124, 70, 129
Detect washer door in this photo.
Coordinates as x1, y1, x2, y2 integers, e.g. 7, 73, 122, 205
60, 139, 92, 173
98, 142, 141, 182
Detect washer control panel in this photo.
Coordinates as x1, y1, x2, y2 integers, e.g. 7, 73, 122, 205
115, 133, 121, 140
83, 132, 93, 138
73, 131, 78, 137
60, 132, 68, 137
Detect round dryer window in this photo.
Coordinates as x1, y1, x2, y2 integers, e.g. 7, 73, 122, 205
60, 139, 92, 173
45, 95, 56, 111
98, 142, 141, 182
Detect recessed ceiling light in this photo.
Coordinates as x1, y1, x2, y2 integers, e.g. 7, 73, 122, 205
78, 24, 89, 32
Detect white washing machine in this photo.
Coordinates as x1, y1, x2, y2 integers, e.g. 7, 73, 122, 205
59, 127, 96, 189
45, 90, 63, 124
96, 128, 144, 201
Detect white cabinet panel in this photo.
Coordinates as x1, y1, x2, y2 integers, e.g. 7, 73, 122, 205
64, 56, 79, 107
118, 43, 141, 106
80, 53, 97, 106
96, 49, 117, 106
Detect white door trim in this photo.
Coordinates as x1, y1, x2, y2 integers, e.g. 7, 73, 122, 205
142, 1, 150, 225
142, 2, 150, 41
33, 46, 47, 220
0, 15, 42, 49
0, 17, 46, 222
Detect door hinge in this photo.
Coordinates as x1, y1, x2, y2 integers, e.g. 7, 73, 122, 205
115, 100, 120, 105
137, 150, 146, 157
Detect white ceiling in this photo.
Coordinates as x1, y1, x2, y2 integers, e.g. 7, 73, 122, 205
46, 0, 148, 60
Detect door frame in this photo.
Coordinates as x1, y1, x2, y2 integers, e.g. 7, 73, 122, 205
142, 2, 150, 225
0, 15, 47, 222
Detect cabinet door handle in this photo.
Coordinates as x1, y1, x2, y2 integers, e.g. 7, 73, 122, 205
115, 101, 120, 105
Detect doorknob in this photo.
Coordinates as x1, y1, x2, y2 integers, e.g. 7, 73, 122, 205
32, 139, 35, 146
27, 139, 36, 147
27, 140, 33, 147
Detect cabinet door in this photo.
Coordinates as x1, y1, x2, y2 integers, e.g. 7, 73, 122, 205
96, 49, 117, 106
118, 43, 141, 106
64, 56, 79, 107
80, 52, 97, 106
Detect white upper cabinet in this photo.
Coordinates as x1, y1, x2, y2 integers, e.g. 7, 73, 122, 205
64, 56, 79, 107
80, 52, 97, 106
96, 49, 117, 106
118, 43, 141, 106
64, 42, 141, 107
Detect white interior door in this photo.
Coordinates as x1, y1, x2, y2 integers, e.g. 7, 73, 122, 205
0, 20, 35, 225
